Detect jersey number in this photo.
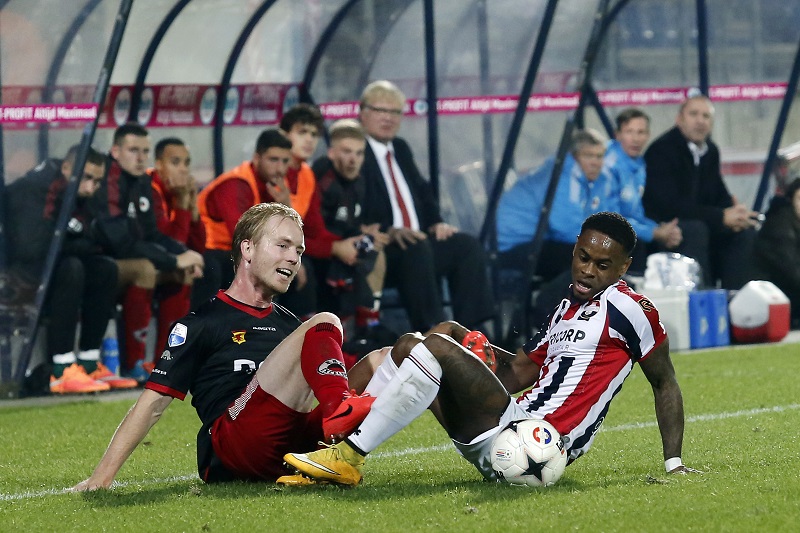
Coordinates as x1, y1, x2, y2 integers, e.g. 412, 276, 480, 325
234, 359, 257, 372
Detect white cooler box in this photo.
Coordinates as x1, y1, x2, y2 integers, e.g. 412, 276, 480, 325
645, 288, 691, 351
729, 281, 790, 343
645, 288, 730, 350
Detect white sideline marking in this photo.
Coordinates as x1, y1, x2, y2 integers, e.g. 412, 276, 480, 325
604, 403, 800, 432
0, 475, 196, 502
3, 403, 798, 502
371, 403, 800, 458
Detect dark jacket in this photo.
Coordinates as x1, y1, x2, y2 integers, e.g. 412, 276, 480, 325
361, 137, 443, 232
90, 156, 185, 271
312, 156, 367, 238
6, 158, 102, 270
754, 197, 800, 291
643, 126, 733, 235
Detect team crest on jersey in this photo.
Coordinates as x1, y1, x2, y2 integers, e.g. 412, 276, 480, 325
639, 298, 655, 313
318, 358, 347, 378
168, 323, 187, 347
231, 330, 247, 344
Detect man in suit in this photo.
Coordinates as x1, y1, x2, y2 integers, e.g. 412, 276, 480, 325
642, 94, 759, 289
357, 80, 494, 331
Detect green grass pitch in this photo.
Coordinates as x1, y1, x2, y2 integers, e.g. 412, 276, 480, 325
1, 342, 799, 532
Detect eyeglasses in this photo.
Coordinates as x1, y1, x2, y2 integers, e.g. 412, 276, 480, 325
364, 105, 403, 116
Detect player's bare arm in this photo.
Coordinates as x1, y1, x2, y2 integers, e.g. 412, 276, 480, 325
423, 323, 524, 389
72, 389, 174, 491
495, 346, 538, 394
423, 320, 469, 341
424, 320, 532, 391
639, 337, 701, 474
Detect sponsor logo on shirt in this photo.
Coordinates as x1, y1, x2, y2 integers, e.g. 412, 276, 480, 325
160, 350, 172, 360
548, 328, 586, 345
168, 323, 187, 347
232, 330, 247, 344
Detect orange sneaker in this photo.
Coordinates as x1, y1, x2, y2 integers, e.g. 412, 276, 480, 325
50, 363, 111, 394
322, 390, 376, 442
90, 362, 139, 389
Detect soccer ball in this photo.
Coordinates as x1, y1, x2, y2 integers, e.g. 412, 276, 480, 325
490, 419, 567, 487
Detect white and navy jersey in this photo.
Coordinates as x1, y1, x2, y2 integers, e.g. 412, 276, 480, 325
146, 290, 301, 427
518, 280, 666, 463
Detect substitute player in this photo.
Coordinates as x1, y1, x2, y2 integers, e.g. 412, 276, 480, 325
282, 212, 700, 485
73, 203, 374, 488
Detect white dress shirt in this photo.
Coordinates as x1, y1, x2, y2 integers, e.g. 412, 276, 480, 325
367, 135, 421, 231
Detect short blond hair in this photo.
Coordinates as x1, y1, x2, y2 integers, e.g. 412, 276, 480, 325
360, 80, 405, 109
329, 119, 365, 144
231, 203, 303, 271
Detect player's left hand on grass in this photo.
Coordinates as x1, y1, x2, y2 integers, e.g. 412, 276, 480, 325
71, 478, 111, 492
668, 465, 703, 475
461, 330, 496, 371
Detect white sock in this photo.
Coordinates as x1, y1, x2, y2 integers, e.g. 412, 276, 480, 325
77, 349, 100, 362
364, 348, 399, 396
349, 343, 442, 454
52, 352, 77, 365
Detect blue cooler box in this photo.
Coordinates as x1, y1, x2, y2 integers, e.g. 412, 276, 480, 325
689, 290, 730, 348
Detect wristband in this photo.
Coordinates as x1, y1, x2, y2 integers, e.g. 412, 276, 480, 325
664, 457, 682, 472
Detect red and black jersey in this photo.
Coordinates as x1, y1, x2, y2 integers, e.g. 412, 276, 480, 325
90, 157, 186, 271
145, 290, 301, 427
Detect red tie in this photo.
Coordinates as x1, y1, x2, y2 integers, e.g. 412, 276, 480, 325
386, 150, 411, 228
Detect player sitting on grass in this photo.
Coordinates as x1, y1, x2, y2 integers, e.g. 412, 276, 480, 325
73, 203, 374, 489
280, 212, 701, 486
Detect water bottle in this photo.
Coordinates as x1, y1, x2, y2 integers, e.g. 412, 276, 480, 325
101, 337, 120, 375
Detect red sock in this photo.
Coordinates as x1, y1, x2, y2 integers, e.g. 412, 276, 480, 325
300, 322, 348, 418
123, 285, 153, 370
156, 284, 191, 356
